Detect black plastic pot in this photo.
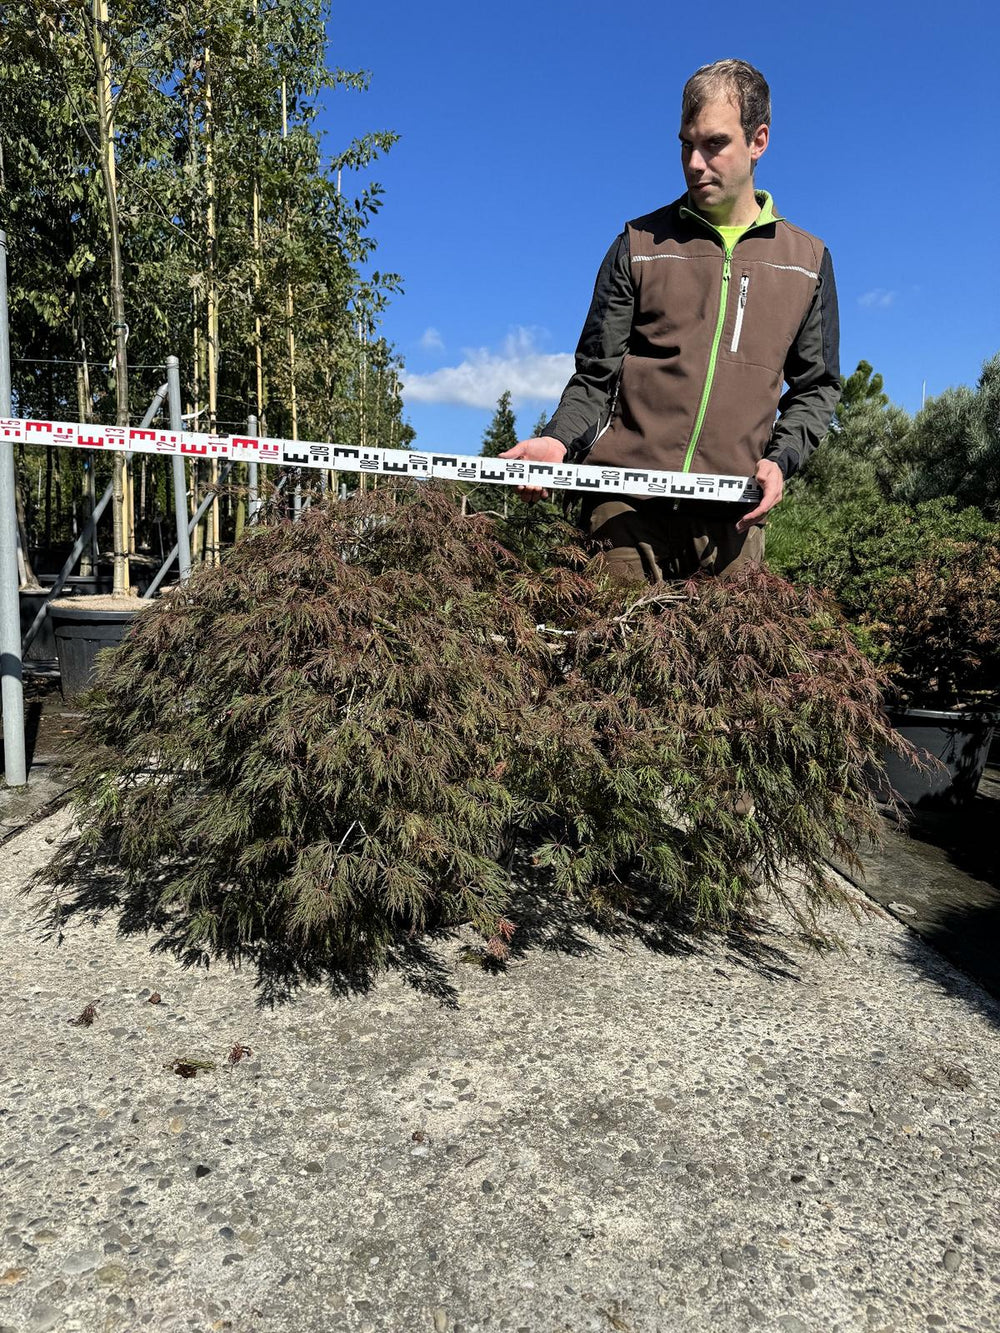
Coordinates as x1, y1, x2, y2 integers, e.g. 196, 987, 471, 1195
882, 708, 995, 808
40, 572, 114, 597
49, 600, 144, 700
19, 586, 71, 661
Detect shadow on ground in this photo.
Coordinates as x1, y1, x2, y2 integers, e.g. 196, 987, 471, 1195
834, 765, 1000, 1024
27, 840, 809, 1011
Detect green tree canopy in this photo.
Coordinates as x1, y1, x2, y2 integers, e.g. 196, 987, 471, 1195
0, 0, 412, 562
480, 390, 518, 457
898, 353, 1000, 516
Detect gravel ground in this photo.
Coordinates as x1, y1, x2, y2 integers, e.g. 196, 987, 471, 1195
1, 807, 999, 1333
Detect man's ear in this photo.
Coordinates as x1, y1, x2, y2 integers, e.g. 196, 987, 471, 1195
750, 123, 769, 166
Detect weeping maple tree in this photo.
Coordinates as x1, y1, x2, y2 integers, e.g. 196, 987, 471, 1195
42, 484, 902, 980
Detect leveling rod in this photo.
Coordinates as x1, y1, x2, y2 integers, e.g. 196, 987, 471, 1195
0, 418, 763, 504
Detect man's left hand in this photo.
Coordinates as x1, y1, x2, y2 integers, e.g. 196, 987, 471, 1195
735, 457, 783, 533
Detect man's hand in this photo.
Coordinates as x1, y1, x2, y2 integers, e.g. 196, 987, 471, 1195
735, 457, 783, 533
499, 436, 567, 502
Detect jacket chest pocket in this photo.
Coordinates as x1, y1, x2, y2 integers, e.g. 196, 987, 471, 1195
730, 273, 750, 353
727, 261, 817, 370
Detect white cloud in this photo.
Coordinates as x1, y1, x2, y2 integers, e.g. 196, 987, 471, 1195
419, 326, 444, 352
858, 288, 896, 309
402, 327, 573, 408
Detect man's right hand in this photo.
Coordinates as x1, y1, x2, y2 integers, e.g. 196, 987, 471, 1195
498, 436, 568, 502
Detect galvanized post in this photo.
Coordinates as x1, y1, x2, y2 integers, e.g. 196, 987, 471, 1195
165, 356, 191, 585
142, 461, 232, 600
247, 413, 260, 524
0, 230, 26, 785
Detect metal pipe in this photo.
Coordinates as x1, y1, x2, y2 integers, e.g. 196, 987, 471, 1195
0, 230, 26, 784
20, 381, 167, 652
143, 461, 233, 599
247, 412, 259, 523
166, 356, 191, 584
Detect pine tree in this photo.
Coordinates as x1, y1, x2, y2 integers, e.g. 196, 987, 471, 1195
532, 408, 551, 438
480, 390, 518, 457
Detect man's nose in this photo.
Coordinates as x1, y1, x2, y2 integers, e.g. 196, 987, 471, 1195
687, 147, 707, 173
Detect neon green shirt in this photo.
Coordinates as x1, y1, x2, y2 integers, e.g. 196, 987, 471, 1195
716, 223, 750, 254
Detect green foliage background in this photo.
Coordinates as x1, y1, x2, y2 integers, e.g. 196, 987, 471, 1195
768, 355, 1000, 707
0, 0, 413, 557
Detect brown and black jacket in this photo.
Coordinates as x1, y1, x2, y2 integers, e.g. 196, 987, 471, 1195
544, 191, 841, 481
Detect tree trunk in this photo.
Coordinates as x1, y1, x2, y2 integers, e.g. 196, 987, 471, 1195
14, 481, 39, 588
91, 0, 130, 597
205, 40, 220, 565
73, 275, 98, 574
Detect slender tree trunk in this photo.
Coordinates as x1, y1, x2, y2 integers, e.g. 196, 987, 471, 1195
54, 448, 62, 548
185, 29, 204, 565
205, 40, 220, 565
74, 246, 98, 576
91, 0, 130, 596
281, 79, 298, 446
192, 289, 204, 564
250, 3, 267, 511
44, 447, 53, 556
14, 482, 39, 588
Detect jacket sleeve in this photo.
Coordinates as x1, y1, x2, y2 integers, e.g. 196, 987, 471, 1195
765, 246, 842, 479
541, 232, 634, 448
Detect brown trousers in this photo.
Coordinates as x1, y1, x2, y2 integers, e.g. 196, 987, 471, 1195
582, 496, 765, 585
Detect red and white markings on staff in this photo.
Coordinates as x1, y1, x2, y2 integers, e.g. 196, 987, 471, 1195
0, 418, 763, 505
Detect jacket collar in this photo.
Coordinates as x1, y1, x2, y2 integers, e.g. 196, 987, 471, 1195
678, 189, 780, 233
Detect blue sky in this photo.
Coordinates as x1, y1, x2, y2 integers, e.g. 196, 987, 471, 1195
319, 0, 1000, 454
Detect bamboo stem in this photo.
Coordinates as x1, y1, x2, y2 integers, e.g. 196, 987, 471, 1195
91, 0, 130, 595
205, 40, 220, 564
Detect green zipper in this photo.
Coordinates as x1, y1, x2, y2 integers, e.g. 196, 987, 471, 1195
681, 245, 731, 472
679, 198, 773, 473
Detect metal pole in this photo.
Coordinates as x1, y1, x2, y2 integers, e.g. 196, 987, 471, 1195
247, 412, 259, 524
0, 230, 26, 785
20, 381, 168, 653
166, 356, 191, 584
143, 461, 233, 600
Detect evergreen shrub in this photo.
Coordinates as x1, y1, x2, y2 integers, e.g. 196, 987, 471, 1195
770, 497, 1000, 709
46, 484, 899, 975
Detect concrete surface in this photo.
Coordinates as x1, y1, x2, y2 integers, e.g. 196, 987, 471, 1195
834, 766, 1000, 1003
1, 805, 999, 1333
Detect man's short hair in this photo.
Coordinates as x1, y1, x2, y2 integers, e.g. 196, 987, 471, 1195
681, 59, 771, 143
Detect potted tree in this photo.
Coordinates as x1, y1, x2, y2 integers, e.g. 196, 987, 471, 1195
43, 3, 147, 697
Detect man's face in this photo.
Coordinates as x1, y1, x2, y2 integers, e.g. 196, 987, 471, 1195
678, 97, 768, 218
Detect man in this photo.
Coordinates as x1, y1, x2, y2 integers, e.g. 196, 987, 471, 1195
501, 59, 841, 582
